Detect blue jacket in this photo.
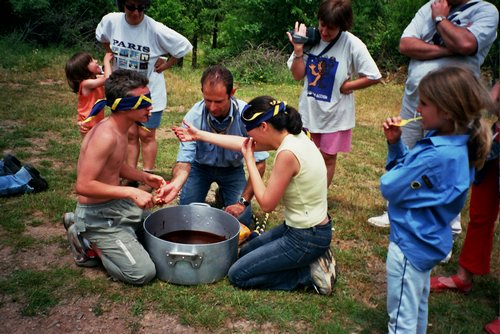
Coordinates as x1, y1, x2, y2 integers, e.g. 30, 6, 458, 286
381, 131, 473, 271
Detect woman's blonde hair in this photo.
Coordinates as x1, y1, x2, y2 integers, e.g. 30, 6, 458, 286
418, 66, 493, 169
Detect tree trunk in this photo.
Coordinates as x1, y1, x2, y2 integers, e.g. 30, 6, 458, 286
212, 25, 218, 49
191, 34, 198, 68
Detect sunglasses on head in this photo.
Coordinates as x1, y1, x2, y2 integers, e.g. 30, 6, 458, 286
125, 3, 147, 12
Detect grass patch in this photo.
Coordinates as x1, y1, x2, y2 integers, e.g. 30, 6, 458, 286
0, 42, 498, 333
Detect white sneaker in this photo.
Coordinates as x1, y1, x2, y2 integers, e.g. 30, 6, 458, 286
440, 250, 453, 264
367, 211, 390, 228
310, 248, 337, 295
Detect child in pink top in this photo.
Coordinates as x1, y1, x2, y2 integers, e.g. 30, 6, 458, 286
65, 52, 112, 136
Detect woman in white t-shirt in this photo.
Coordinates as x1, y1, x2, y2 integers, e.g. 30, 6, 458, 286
169, 96, 337, 294
287, 0, 381, 187
96, 0, 192, 178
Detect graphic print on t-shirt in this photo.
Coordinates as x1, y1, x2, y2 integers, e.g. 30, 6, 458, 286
112, 44, 150, 77
306, 55, 339, 102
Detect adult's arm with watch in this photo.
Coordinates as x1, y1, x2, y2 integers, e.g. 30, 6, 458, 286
225, 160, 266, 218
431, 0, 478, 55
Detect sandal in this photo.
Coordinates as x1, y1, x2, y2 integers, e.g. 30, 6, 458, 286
430, 275, 472, 293
484, 317, 500, 334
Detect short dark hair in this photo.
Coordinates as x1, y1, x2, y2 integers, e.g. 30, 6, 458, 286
317, 0, 353, 31
116, 0, 151, 12
200, 65, 233, 96
104, 69, 149, 108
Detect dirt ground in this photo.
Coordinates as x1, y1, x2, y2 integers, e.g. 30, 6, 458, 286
0, 221, 192, 333
0, 206, 275, 334
0, 153, 265, 334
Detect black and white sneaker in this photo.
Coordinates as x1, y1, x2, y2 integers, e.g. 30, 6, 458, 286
310, 248, 338, 295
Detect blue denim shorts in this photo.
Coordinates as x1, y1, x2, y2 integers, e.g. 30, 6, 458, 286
143, 110, 163, 129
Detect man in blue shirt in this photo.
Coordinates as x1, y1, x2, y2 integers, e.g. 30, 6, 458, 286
368, 0, 498, 228
162, 65, 268, 226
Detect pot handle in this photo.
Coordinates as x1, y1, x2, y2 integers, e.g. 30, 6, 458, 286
166, 251, 204, 269
188, 202, 210, 207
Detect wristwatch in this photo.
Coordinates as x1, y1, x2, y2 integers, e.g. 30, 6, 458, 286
238, 197, 250, 207
434, 16, 447, 25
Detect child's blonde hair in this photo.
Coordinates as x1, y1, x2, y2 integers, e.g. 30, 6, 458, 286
418, 66, 493, 169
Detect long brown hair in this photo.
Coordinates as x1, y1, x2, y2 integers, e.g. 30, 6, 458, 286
65, 52, 95, 93
418, 66, 493, 169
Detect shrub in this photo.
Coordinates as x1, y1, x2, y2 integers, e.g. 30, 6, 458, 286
226, 43, 294, 85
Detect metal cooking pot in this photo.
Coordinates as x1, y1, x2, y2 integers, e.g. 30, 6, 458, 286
143, 204, 240, 285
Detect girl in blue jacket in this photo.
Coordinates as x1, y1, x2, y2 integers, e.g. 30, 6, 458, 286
381, 66, 493, 333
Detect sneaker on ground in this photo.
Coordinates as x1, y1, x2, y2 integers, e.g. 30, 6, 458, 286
310, 248, 338, 295
24, 164, 48, 193
66, 224, 99, 267
367, 211, 390, 228
440, 249, 453, 264
2, 153, 22, 174
62, 212, 75, 231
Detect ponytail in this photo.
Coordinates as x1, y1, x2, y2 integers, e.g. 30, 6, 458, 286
468, 117, 492, 169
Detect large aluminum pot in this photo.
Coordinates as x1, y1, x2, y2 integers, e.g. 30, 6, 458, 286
143, 204, 240, 285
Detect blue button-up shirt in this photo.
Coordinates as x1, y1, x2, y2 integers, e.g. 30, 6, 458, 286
381, 131, 473, 271
176, 98, 269, 167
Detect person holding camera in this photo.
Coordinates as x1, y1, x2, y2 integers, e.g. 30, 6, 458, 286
287, 0, 381, 188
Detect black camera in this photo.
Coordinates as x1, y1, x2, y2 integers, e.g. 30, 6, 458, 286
288, 27, 320, 46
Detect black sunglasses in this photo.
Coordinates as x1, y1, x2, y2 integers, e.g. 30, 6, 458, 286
125, 4, 147, 12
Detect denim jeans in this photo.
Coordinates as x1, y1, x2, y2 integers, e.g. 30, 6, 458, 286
0, 161, 33, 196
179, 162, 252, 226
228, 221, 332, 291
387, 242, 431, 334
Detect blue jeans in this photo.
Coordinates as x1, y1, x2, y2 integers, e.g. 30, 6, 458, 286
180, 162, 252, 226
387, 242, 430, 334
0, 161, 33, 196
228, 221, 332, 291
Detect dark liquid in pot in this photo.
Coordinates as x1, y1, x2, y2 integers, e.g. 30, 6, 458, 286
159, 230, 227, 244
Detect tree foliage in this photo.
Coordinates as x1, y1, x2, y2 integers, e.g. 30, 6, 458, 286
3, 0, 115, 46
1, 0, 499, 75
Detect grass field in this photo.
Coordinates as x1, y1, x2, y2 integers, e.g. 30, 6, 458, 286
0, 45, 498, 333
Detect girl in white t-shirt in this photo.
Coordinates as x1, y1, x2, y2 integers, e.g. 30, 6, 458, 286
287, 0, 381, 187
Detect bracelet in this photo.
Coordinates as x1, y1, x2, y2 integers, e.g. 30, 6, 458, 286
293, 52, 304, 59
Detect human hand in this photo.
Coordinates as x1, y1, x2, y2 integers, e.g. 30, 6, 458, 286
225, 203, 245, 218
143, 173, 166, 190
103, 52, 113, 64
286, 21, 306, 53
154, 57, 168, 73
382, 116, 403, 144
242, 137, 256, 162
431, 0, 450, 19
130, 187, 156, 209
154, 182, 180, 205
172, 120, 199, 142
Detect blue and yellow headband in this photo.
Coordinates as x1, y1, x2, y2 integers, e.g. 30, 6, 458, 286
242, 100, 287, 132
82, 93, 152, 124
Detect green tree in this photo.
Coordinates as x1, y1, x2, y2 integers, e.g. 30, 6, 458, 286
4, 0, 114, 45
149, 0, 225, 68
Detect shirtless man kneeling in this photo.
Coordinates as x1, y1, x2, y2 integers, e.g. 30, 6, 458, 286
63, 69, 165, 285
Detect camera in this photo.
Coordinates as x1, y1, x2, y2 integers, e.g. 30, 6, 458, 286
288, 27, 320, 46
